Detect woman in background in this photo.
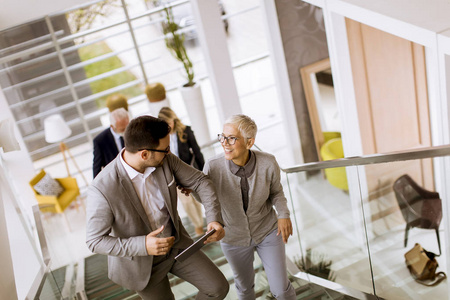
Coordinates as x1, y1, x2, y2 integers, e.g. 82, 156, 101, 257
158, 107, 205, 235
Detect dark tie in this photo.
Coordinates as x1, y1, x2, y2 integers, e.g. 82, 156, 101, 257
119, 136, 125, 149
236, 167, 249, 212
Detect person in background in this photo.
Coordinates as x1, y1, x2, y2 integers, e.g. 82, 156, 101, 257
106, 93, 129, 112
203, 114, 296, 300
92, 107, 129, 178
158, 106, 206, 235
146, 82, 170, 117
86, 115, 228, 299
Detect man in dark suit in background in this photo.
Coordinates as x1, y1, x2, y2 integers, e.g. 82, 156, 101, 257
93, 108, 130, 178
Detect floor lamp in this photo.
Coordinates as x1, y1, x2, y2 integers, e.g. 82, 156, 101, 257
43, 115, 88, 186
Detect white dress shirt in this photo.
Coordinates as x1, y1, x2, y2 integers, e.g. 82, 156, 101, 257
169, 132, 179, 157
119, 149, 172, 237
110, 127, 123, 152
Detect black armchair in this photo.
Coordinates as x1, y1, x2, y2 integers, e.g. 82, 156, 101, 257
393, 174, 442, 255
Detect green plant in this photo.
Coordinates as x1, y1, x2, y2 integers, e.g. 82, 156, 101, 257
67, 0, 118, 34
162, 5, 195, 87
295, 248, 336, 281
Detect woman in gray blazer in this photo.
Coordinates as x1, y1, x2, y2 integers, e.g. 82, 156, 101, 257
203, 114, 296, 300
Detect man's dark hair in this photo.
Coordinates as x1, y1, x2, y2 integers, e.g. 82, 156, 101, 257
124, 115, 170, 153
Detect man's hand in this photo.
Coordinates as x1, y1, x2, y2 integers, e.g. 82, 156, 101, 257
177, 185, 192, 197
277, 218, 293, 244
145, 226, 175, 256
204, 222, 225, 244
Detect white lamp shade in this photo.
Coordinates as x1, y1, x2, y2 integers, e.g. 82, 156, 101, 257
44, 115, 72, 143
0, 118, 20, 152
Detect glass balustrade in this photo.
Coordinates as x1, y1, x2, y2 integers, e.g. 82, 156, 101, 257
27, 133, 450, 300
35, 271, 63, 300
31, 206, 78, 300
357, 157, 448, 300
283, 149, 450, 300
284, 168, 373, 298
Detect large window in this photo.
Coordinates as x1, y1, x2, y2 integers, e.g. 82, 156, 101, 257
0, 0, 288, 191
224, 0, 286, 154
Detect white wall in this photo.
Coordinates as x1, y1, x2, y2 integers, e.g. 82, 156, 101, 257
0, 187, 17, 299
0, 87, 42, 299
1, 0, 85, 31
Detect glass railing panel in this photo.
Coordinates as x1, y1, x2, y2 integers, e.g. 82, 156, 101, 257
358, 157, 449, 300
35, 207, 91, 275
35, 270, 63, 300
31, 205, 74, 300
284, 167, 375, 296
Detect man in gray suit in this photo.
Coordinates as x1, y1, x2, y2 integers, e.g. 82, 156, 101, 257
86, 115, 229, 300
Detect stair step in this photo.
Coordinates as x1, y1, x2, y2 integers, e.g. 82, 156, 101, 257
80, 255, 340, 300
75, 220, 356, 300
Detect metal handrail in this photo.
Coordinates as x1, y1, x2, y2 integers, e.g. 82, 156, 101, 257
282, 144, 450, 173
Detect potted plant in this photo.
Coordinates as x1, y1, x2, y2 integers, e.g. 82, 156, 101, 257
160, 3, 210, 145
162, 5, 195, 87
295, 248, 336, 281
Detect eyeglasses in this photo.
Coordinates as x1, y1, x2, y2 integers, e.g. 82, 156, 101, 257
218, 134, 239, 145
138, 146, 170, 154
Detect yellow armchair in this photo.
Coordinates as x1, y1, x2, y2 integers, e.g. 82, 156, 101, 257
323, 131, 341, 144
29, 170, 80, 213
320, 138, 348, 191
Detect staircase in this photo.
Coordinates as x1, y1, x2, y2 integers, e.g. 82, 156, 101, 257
45, 218, 360, 300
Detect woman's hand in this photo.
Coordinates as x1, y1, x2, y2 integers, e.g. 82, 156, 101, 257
205, 222, 225, 244
177, 185, 192, 196
277, 218, 293, 244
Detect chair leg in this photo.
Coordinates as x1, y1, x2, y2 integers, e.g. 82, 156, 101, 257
404, 225, 410, 248
435, 228, 441, 256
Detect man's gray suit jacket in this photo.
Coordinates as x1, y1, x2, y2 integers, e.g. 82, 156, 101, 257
86, 153, 223, 291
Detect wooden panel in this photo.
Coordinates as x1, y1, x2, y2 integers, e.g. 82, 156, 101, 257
361, 25, 421, 153
412, 44, 434, 190
346, 19, 433, 196
346, 19, 376, 155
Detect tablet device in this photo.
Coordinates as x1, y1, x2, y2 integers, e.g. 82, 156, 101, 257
175, 228, 216, 263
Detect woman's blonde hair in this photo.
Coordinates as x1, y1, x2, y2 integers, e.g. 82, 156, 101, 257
224, 114, 257, 142
158, 107, 187, 143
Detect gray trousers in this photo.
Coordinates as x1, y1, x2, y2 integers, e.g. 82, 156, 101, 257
137, 247, 229, 300
221, 229, 296, 300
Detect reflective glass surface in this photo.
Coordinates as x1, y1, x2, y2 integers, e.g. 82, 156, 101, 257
358, 158, 448, 299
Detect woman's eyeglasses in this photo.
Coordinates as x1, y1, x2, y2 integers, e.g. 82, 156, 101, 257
218, 134, 239, 145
